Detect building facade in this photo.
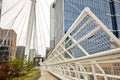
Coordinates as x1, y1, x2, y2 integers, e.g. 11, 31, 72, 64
50, 0, 120, 49
0, 28, 17, 61
29, 49, 38, 61
46, 47, 50, 58
16, 46, 25, 59
113, 0, 120, 37
50, 0, 64, 49
50, 3, 55, 49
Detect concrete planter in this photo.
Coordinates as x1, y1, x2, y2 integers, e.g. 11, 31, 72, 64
27, 72, 41, 80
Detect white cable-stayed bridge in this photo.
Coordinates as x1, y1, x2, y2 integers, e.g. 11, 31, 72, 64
0, 0, 120, 80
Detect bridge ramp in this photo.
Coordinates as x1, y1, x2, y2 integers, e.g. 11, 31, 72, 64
38, 70, 60, 80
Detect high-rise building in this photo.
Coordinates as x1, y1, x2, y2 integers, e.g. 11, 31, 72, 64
50, 0, 120, 49
50, 3, 55, 49
16, 46, 25, 59
112, 0, 120, 37
0, 27, 17, 61
29, 49, 38, 61
50, 0, 64, 49
46, 47, 50, 58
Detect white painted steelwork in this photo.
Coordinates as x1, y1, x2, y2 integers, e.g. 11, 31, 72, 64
41, 7, 120, 80
25, 0, 36, 59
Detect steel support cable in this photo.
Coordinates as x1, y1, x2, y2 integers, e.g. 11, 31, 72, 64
1, 0, 27, 60
38, 17, 44, 54
36, 4, 48, 47
0, 0, 27, 60
0, 19, 15, 60
37, 0, 50, 34
1, 0, 25, 16
37, 12, 47, 55
36, 8, 44, 55
21, 5, 31, 46
38, 8, 50, 56
44, 0, 49, 9
1, 7, 28, 58
17, 6, 30, 45
1, 0, 27, 45
14, 3, 30, 31
3, 0, 27, 28
3, 18, 16, 28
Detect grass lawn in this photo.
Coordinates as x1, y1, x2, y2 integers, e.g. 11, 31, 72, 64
10, 69, 41, 80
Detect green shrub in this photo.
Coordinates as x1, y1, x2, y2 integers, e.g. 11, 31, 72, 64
9, 56, 34, 77
10, 69, 40, 80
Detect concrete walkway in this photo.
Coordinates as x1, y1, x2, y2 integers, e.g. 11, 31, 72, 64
38, 70, 60, 80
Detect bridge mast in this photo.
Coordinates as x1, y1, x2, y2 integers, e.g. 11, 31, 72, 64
25, 0, 36, 60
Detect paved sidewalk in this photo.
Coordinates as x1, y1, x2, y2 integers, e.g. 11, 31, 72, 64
38, 70, 60, 80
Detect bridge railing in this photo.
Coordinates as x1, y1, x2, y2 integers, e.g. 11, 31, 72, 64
41, 7, 120, 80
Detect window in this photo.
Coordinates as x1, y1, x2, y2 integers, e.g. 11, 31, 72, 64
4, 40, 6, 45
8, 40, 10, 46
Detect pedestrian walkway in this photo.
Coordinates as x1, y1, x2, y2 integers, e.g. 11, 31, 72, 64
38, 70, 60, 80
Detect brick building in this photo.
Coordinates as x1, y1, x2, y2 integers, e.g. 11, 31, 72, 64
0, 27, 17, 61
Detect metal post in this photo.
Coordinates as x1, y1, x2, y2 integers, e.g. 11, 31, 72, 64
25, 0, 36, 60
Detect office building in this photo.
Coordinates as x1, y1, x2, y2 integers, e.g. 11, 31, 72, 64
50, 0, 64, 48
50, 0, 120, 49
50, 3, 55, 49
46, 47, 50, 58
16, 46, 25, 59
113, 0, 120, 37
29, 49, 38, 61
0, 27, 17, 61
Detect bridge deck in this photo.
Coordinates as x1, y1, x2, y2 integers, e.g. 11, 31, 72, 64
38, 70, 60, 80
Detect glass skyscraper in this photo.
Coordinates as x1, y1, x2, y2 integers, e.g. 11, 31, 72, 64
50, 0, 120, 57
113, 0, 120, 37
64, 0, 120, 37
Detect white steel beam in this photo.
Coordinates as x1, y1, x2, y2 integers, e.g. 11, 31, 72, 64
25, 0, 36, 59
86, 7, 120, 46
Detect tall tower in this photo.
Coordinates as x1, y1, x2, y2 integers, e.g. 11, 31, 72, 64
25, 0, 36, 60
